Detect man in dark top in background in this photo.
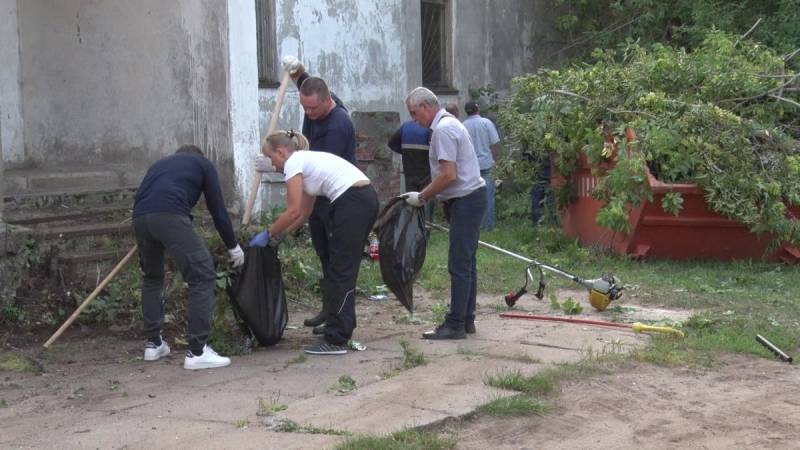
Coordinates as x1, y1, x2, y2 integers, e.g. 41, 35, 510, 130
282, 56, 357, 330
133, 145, 244, 370
388, 120, 435, 221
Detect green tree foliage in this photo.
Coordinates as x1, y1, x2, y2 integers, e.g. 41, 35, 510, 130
500, 31, 800, 246
555, 0, 800, 60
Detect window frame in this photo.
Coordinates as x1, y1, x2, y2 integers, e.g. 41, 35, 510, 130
420, 0, 457, 94
256, 0, 279, 88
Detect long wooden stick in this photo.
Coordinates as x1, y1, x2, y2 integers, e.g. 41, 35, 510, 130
43, 245, 138, 349
242, 70, 293, 225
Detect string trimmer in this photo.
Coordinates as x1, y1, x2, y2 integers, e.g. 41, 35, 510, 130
426, 222, 623, 311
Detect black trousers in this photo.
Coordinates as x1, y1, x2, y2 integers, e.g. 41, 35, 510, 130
309, 197, 332, 283
322, 185, 379, 345
133, 213, 217, 354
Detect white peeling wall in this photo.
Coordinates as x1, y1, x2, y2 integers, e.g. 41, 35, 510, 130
260, 0, 409, 135
227, 0, 261, 213
17, 0, 233, 176
0, 0, 24, 163
258, 0, 560, 134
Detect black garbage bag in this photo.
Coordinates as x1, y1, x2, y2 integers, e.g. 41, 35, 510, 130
374, 196, 428, 312
226, 246, 288, 346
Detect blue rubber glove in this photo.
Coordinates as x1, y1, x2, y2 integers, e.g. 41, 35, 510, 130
249, 230, 270, 247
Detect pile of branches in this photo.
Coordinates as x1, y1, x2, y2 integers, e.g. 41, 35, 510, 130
500, 31, 800, 247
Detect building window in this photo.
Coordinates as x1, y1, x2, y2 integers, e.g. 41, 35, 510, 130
421, 0, 452, 90
256, 0, 278, 88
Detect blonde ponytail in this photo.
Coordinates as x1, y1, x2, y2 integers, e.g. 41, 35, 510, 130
262, 129, 309, 154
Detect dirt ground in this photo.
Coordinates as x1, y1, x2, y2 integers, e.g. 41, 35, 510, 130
453, 355, 800, 449
2, 287, 798, 449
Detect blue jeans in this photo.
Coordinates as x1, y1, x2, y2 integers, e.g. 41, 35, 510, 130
443, 187, 487, 329
480, 169, 496, 230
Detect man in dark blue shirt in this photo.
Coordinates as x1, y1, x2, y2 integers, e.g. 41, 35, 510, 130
281, 57, 358, 330
388, 120, 435, 221
133, 145, 243, 370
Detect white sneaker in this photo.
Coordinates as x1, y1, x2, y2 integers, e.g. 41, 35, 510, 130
183, 345, 231, 370
144, 339, 171, 361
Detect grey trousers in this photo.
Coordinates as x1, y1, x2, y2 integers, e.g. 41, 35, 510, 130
133, 213, 216, 353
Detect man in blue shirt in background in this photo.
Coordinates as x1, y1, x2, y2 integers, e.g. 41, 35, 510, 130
388, 120, 434, 222
462, 101, 501, 231
133, 145, 244, 370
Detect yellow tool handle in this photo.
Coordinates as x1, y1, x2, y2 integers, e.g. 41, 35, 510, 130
632, 322, 685, 338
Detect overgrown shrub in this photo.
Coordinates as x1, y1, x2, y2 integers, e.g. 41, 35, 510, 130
500, 31, 800, 248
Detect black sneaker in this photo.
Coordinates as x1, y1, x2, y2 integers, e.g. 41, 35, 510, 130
304, 340, 348, 355
422, 325, 466, 340
312, 324, 326, 335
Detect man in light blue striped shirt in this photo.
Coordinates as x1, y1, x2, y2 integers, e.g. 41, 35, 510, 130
462, 101, 501, 230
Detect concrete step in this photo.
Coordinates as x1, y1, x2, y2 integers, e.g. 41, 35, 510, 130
4, 205, 131, 226
4, 165, 145, 194
31, 222, 133, 241
4, 185, 138, 211
55, 248, 135, 289
58, 249, 129, 265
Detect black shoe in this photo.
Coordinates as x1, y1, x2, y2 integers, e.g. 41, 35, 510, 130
422, 325, 466, 340
303, 310, 327, 327
312, 324, 326, 335
465, 321, 476, 335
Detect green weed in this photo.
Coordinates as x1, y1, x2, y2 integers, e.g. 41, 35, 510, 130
337, 429, 456, 450
287, 353, 307, 365
486, 370, 555, 396
561, 297, 583, 315
400, 340, 427, 370
476, 394, 551, 417
0, 352, 40, 374
430, 301, 449, 325
272, 418, 350, 435
258, 397, 288, 416
333, 375, 358, 393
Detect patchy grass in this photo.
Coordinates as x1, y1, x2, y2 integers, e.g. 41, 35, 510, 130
0, 352, 40, 374
332, 375, 358, 393
287, 353, 307, 365
424, 220, 800, 364
258, 397, 288, 416
382, 341, 428, 379
400, 340, 427, 370
476, 394, 551, 417
272, 418, 350, 436
337, 429, 456, 450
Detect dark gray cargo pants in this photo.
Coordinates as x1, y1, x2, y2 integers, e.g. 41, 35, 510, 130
133, 213, 216, 354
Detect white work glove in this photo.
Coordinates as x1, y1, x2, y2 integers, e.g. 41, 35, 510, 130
402, 192, 425, 207
228, 244, 245, 268
281, 55, 303, 75
254, 154, 272, 173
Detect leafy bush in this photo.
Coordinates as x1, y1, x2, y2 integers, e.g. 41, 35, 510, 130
553, 0, 800, 62
500, 31, 800, 247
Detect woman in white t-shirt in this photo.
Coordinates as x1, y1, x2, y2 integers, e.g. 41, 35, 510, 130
249, 130, 379, 355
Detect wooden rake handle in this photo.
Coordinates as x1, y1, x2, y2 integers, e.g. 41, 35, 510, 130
242, 70, 293, 225
43, 245, 138, 349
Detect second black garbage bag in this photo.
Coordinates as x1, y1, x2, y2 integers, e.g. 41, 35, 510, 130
227, 245, 288, 346
374, 196, 428, 312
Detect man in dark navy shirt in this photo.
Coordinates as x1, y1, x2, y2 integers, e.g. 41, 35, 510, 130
133, 145, 243, 370
276, 56, 358, 331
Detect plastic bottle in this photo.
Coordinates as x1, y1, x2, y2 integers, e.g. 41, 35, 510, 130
368, 234, 380, 261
